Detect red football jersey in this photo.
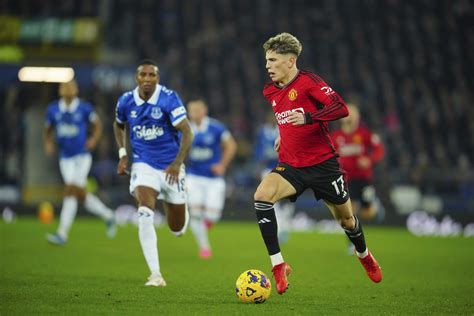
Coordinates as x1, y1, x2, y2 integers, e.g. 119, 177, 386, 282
331, 125, 384, 180
263, 70, 349, 167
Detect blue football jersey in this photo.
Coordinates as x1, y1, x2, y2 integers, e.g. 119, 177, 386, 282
45, 98, 95, 158
115, 84, 187, 170
254, 123, 279, 170
187, 117, 230, 178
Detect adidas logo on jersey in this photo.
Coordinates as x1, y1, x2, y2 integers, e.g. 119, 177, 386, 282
258, 218, 271, 224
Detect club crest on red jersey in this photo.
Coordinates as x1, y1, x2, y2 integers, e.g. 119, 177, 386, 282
352, 134, 362, 144
288, 89, 298, 101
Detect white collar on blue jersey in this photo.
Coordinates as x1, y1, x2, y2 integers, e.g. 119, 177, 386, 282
191, 116, 210, 132
133, 84, 161, 106
59, 97, 80, 113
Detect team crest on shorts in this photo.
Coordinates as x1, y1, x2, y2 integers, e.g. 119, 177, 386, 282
151, 107, 163, 119
288, 89, 298, 101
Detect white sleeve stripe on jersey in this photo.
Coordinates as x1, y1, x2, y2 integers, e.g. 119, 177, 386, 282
221, 130, 231, 141
171, 115, 186, 126
115, 117, 124, 124
89, 112, 98, 122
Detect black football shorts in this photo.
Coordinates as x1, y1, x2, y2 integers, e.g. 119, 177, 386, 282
271, 157, 350, 205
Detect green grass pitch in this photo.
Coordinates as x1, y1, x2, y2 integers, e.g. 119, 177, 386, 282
1, 218, 473, 315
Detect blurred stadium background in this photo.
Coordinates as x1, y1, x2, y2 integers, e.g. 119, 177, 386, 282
0, 0, 473, 229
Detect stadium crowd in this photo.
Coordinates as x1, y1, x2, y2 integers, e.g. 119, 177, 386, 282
1, 0, 473, 212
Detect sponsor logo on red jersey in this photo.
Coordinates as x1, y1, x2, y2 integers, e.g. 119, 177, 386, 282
274, 107, 304, 125
320, 86, 334, 95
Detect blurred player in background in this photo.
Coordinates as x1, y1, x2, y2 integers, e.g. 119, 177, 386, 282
331, 104, 385, 252
254, 112, 295, 243
114, 60, 194, 287
254, 33, 382, 295
43, 80, 116, 245
331, 104, 385, 220
186, 99, 237, 259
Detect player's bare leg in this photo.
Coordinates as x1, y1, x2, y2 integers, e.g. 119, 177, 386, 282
135, 186, 166, 287
163, 202, 189, 236
254, 173, 296, 294
325, 199, 382, 283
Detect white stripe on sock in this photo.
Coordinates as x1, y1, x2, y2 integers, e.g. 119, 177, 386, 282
356, 248, 369, 258
270, 252, 284, 267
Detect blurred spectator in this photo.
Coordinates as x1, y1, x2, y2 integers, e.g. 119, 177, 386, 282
1, 0, 473, 214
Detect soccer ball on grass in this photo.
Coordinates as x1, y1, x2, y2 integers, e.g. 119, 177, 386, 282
235, 269, 271, 303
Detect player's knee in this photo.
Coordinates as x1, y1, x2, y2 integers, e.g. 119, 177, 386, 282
170, 222, 186, 237
170, 227, 181, 234
170, 207, 189, 236
75, 188, 86, 202
340, 215, 356, 230
64, 186, 75, 196
135, 193, 156, 210
254, 189, 273, 202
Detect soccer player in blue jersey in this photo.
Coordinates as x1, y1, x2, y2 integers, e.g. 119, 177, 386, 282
186, 99, 237, 259
254, 112, 295, 243
113, 60, 194, 287
43, 80, 116, 245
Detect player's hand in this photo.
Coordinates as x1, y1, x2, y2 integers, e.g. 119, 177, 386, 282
44, 139, 55, 156
86, 137, 98, 151
274, 135, 281, 152
117, 156, 129, 175
288, 111, 305, 125
165, 161, 182, 185
357, 156, 372, 169
211, 163, 226, 176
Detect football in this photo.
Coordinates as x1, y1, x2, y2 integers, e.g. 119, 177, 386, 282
235, 269, 272, 304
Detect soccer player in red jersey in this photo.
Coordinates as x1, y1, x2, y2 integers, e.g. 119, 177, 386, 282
254, 33, 382, 294
331, 104, 385, 221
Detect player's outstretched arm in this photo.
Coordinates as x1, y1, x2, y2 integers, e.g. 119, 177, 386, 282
113, 121, 129, 175
86, 116, 102, 151
212, 134, 237, 176
288, 84, 349, 126
287, 98, 348, 126
43, 124, 55, 156
274, 135, 281, 152
165, 118, 194, 184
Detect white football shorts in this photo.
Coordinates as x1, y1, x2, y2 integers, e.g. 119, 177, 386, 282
186, 174, 226, 221
59, 153, 92, 187
129, 162, 187, 204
